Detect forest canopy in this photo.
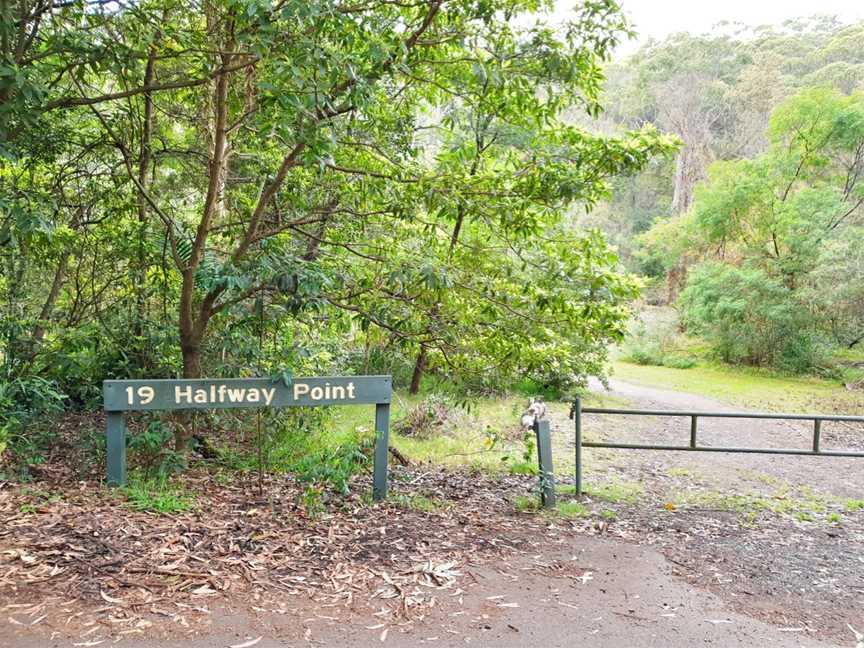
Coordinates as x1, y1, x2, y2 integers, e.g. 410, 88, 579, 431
0, 0, 675, 452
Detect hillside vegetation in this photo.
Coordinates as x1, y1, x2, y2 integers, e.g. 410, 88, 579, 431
593, 18, 864, 379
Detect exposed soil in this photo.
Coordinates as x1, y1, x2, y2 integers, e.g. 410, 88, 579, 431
0, 472, 852, 648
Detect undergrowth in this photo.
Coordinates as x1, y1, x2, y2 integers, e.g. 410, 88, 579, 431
120, 474, 193, 514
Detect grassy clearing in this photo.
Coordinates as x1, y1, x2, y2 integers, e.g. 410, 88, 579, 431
612, 360, 862, 414
330, 390, 593, 476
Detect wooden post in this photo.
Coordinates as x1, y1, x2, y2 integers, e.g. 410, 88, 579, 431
373, 402, 390, 501
106, 412, 127, 486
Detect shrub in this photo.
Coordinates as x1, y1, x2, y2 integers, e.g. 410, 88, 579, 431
663, 355, 697, 369
0, 376, 66, 471
678, 263, 829, 372
263, 409, 373, 497
127, 419, 186, 479
394, 394, 465, 438
626, 339, 665, 366
622, 319, 697, 369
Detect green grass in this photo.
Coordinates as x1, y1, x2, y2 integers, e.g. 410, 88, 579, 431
556, 500, 589, 518
585, 480, 642, 504
327, 386, 630, 479
846, 499, 864, 511
612, 360, 862, 414
513, 495, 541, 512
330, 390, 587, 476
513, 494, 589, 518
121, 475, 193, 514
508, 460, 538, 475
670, 488, 835, 523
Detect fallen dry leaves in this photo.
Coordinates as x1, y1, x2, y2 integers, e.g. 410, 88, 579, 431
0, 467, 577, 643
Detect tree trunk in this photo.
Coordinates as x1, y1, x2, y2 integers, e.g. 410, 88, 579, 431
176, 338, 202, 451
181, 341, 202, 379
134, 44, 157, 347
666, 261, 687, 305
32, 253, 69, 345
409, 345, 427, 395
671, 150, 696, 214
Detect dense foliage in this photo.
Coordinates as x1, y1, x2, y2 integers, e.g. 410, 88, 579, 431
0, 0, 673, 460
594, 18, 864, 373
647, 88, 864, 372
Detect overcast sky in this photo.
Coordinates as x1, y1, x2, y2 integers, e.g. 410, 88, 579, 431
552, 1, 864, 56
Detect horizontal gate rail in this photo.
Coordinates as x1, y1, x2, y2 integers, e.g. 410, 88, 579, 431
569, 397, 864, 496
580, 407, 864, 422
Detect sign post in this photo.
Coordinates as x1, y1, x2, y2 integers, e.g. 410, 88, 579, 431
103, 375, 393, 501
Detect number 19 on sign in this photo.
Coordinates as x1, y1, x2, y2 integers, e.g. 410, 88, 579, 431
126, 386, 155, 405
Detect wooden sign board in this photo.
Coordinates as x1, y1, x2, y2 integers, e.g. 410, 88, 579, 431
103, 376, 392, 501
104, 376, 391, 411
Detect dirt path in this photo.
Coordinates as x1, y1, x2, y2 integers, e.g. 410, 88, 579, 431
524, 376, 864, 645
3, 535, 845, 648
580, 376, 864, 499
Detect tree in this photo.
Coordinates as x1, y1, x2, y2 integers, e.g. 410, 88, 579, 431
1, 0, 675, 450
652, 87, 864, 371
595, 17, 864, 285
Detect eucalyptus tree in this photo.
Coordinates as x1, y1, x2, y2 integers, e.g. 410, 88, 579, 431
598, 18, 864, 280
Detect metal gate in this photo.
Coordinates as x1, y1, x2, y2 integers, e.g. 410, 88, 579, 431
569, 396, 864, 496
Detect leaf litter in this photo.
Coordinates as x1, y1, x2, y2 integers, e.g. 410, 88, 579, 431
0, 467, 576, 642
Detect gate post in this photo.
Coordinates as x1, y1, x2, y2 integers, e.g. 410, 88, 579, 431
572, 396, 583, 496
534, 419, 556, 508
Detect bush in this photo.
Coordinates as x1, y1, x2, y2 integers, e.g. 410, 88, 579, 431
33, 321, 180, 408
622, 320, 697, 369
0, 376, 66, 470
663, 355, 697, 369
265, 409, 372, 496
127, 419, 186, 479
678, 263, 829, 372
394, 394, 465, 438
627, 340, 665, 366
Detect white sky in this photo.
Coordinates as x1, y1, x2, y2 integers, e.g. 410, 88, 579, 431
553, 1, 864, 56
